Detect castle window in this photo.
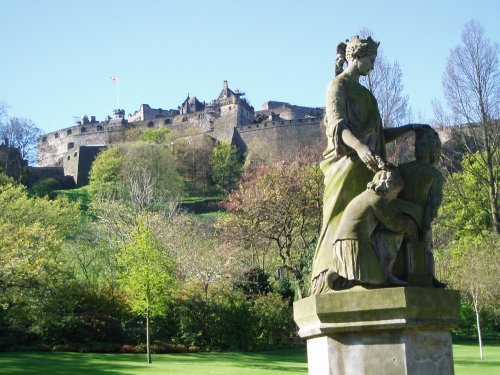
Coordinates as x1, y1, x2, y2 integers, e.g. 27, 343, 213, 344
97, 125, 103, 131
54, 133, 59, 138
81, 127, 86, 133
228, 106, 231, 111
67, 129, 72, 135
74, 152, 78, 157
67, 155, 70, 160
67, 142, 75, 150
147, 121, 154, 128
42, 137, 47, 142
182, 116, 188, 122
164, 119, 171, 125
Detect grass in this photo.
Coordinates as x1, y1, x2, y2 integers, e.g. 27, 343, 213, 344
0, 349, 307, 375
0, 343, 498, 375
54, 186, 91, 211
453, 341, 500, 374
181, 195, 223, 204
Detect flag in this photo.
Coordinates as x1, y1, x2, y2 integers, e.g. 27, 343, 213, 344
111, 76, 120, 84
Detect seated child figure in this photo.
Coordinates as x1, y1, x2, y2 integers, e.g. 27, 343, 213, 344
327, 169, 416, 290
397, 128, 445, 287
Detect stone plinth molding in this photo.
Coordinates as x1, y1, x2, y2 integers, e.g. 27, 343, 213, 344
294, 287, 460, 375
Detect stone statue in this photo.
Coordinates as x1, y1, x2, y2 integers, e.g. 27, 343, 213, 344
311, 35, 433, 294
327, 169, 417, 290
295, 35, 459, 375
397, 128, 446, 287
334, 42, 347, 76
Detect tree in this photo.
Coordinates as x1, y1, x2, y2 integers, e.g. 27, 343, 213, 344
88, 146, 123, 198
170, 215, 244, 299
88, 142, 182, 211
355, 29, 414, 165
0, 117, 42, 164
0, 101, 7, 122
439, 233, 499, 359
173, 135, 214, 196
210, 141, 243, 194
140, 128, 170, 144
435, 152, 499, 242
117, 218, 176, 363
439, 20, 500, 233
0, 182, 80, 333
358, 28, 411, 130
224, 162, 323, 299
121, 142, 182, 212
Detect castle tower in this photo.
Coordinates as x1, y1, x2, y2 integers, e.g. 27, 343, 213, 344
212, 80, 254, 142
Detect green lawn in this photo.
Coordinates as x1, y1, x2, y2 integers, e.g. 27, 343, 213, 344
0, 344, 498, 375
55, 186, 91, 211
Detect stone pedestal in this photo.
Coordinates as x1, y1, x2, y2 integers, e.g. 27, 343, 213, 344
293, 287, 460, 375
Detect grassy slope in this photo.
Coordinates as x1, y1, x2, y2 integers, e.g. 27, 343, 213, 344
54, 187, 91, 211
0, 344, 499, 375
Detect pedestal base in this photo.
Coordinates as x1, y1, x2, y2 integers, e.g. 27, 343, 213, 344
294, 287, 460, 375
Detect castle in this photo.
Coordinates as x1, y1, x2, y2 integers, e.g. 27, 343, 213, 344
37, 81, 325, 186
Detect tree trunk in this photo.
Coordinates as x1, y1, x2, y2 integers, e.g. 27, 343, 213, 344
473, 299, 484, 360
146, 307, 152, 364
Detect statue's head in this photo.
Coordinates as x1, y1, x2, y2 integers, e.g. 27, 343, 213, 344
367, 168, 404, 198
415, 128, 441, 164
345, 35, 380, 63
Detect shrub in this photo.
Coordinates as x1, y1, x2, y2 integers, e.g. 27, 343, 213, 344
176, 288, 253, 351
234, 267, 271, 297
250, 293, 296, 349
30, 177, 61, 198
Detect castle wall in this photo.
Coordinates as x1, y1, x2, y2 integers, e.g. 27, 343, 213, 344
257, 102, 324, 121
38, 121, 127, 167
236, 117, 325, 161
63, 145, 106, 187
128, 104, 177, 122
23, 166, 72, 189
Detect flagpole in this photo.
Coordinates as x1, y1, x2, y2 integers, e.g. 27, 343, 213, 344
111, 76, 120, 109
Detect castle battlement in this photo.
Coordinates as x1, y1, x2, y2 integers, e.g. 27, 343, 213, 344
38, 81, 326, 174
238, 116, 323, 133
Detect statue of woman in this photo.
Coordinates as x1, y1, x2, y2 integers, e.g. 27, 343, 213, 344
311, 35, 429, 294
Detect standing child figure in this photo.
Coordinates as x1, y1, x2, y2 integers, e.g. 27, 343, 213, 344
397, 128, 446, 287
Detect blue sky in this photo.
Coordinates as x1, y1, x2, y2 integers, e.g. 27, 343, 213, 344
1, 0, 498, 134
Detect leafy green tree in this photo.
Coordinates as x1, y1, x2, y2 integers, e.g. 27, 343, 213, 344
435, 151, 499, 243
117, 218, 176, 363
141, 128, 171, 144
88, 142, 182, 211
121, 142, 182, 211
88, 146, 123, 197
210, 141, 242, 194
174, 135, 214, 196
0, 183, 81, 345
437, 233, 499, 359
438, 20, 500, 233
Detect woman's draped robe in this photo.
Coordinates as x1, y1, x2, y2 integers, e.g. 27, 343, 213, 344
311, 74, 386, 294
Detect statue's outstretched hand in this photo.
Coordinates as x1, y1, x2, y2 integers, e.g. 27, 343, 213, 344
356, 145, 380, 172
